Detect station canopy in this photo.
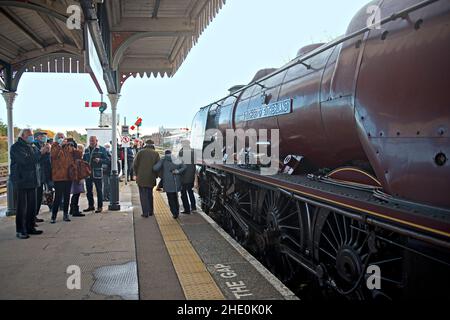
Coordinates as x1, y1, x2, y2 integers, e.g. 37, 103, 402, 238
0, 0, 226, 92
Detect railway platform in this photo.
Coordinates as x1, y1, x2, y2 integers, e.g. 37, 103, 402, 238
0, 182, 296, 300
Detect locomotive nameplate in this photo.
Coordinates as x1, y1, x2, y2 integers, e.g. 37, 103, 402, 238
243, 98, 292, 121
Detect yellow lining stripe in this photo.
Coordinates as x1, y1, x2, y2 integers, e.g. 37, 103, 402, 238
216, 166, 450, 239
153, 191, 225, 300
327, 167, 382, 186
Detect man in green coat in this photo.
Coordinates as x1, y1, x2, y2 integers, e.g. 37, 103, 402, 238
133, 140, 160, 217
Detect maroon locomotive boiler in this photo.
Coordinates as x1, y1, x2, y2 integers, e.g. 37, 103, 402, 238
191, 0, 450, 300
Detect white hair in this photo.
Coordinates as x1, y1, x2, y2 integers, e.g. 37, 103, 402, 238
55, 132, 65, 138
18, 128, 32, 139
104, 143, 111, 148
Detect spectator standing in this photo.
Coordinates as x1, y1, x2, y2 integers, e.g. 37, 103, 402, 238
83, 136, 108, 213
10, 129, 45, 238
133, 140, 160, 217
69, 144, 89, 217
103, 143, 112, 201
179, 147, 197, 214
121, 146, 135, 181
50, 133, 82, 223
33, 131, 51, 222
153, 150, 186, 219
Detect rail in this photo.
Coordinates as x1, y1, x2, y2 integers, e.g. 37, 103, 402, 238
200, 0, 441, 111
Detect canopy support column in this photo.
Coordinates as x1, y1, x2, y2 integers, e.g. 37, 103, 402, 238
2, 91, 17, 216
108, 93, 121, 211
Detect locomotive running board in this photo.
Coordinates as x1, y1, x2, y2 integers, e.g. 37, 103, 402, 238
206, 164, 450, 250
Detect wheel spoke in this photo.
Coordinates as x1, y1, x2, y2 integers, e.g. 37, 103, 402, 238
278, 199, 291, 217
349, 220, 355, 244
320, 247, 337, 260
278, 211, 296, 223
333, 212, 344, 246
356, 233, 369, 253
326, 219, 341, 249
380, 276, 404, 286
280, 234, 302, 248
279, 225, 301, 231
342, 214, 348, 245
370, 257, 403, 265
322, 233, 338, 253
350, 225, 362, 248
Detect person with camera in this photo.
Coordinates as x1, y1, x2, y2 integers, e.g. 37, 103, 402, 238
83, 136, 108, 213
50, 133, 82, 223
33, 131, 51, 223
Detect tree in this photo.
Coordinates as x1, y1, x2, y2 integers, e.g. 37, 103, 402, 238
67, 130, 87, 144
0, 119, 6, 136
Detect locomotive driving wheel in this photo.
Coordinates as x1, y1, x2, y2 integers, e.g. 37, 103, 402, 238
225, 189, 256, 245
314, 208, 405, 300
260, 190, 306, 283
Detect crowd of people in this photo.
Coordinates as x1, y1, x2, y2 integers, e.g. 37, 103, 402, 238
9, 129, 197, 239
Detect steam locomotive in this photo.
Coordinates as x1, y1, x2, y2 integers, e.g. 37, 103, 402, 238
190, 0, 450, 300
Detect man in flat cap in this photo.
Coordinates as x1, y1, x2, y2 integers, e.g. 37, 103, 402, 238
133, 139, 160, 217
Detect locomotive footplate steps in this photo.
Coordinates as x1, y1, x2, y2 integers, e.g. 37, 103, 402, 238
131, 183, 296, 300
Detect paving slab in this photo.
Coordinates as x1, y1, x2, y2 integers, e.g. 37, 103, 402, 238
0, 184, 137, 300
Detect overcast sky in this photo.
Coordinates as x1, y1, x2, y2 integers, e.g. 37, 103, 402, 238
0, 0, 368, 136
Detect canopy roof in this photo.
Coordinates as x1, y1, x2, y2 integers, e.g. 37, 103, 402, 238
0, 0, 225, 92
111, 0, 225, 80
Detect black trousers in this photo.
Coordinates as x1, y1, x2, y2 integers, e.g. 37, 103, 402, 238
36, 184, 43, 216
70, 193, 80, 206
52, 181, 72, 218
16, 188, 36, 233
180, 183, 196, 212
166, 192, 179, 217
86, 177, 103, 209
128, 166, 134, 179
138, 186, 154, 216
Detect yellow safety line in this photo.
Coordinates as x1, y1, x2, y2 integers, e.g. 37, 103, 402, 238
153, 191, 225, 300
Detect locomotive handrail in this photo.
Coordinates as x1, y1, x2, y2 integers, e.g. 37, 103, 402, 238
200, 0, 441, 111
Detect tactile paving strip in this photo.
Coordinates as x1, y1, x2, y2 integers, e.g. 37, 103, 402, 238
154, 191, 224, 300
